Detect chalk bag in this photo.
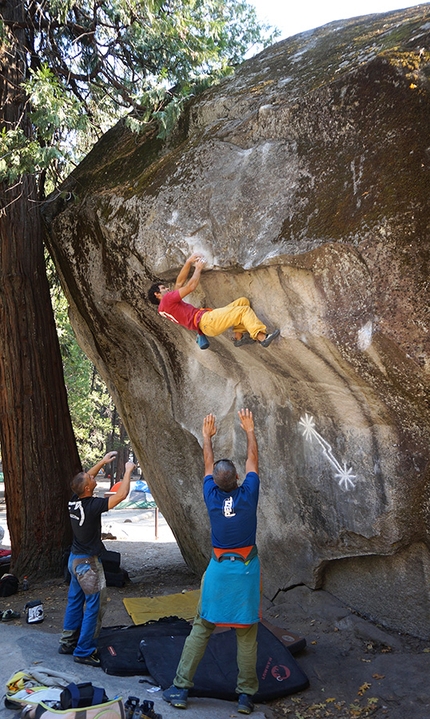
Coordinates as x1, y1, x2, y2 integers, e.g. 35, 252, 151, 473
25, 599, 44, 624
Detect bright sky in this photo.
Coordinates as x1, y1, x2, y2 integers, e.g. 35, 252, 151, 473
248, 0, 428, 40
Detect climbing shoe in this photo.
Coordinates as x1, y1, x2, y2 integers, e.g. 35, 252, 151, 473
233, 333, 255, 347
259, 329, 280, 347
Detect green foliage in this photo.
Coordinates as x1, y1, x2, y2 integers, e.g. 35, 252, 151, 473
1, 0, 279, 186
0, 127, 58, 184
154, 95, 190, 139
47, 259, 115, 467
23, 66, 89, 145
0, 66, 90, 185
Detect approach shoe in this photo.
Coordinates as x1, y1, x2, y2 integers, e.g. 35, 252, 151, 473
237, 693, 254, 714
1, 609, 20, 622
58, 643, 76, 654
124, 697, 140, 719
259, 328, 280, 347
73, 650, 101, 667
139, 700, 162, 719
162, 685, 188, 709
196, 333, 210, 349
233, 333, 255, 347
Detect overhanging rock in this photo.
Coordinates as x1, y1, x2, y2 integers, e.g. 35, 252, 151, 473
43, 5, 430, 637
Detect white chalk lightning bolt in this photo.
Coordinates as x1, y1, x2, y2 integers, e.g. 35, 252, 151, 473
298, 413, 357, 490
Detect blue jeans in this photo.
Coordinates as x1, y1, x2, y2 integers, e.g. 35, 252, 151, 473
60, 553, 107, 657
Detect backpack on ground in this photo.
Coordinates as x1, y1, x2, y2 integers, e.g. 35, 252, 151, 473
5, 669, 77, 710
11, 682, 124, 719
0, 572, 18, 596
59, 683, 109, 709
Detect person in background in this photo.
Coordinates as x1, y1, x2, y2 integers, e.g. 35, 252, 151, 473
59, 452, 135, 666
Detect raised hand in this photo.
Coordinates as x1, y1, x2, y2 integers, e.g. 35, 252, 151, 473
203, 413, 217, 438
103, 451, 118, 464
238, 408, 254, 433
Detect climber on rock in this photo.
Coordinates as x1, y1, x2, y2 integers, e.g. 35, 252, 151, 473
147, 253, 280, 350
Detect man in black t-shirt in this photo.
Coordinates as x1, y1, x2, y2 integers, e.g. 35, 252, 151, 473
59, 452, 135, 666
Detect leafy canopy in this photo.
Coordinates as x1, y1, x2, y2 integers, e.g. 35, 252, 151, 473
1, 0, 279, 186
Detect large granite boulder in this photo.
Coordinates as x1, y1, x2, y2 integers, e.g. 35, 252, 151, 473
43, 5, 430, 637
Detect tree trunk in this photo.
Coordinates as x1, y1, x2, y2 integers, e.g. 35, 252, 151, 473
0, 0, 81, 579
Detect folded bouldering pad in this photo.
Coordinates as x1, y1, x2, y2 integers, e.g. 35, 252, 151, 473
98, 617, 190, 675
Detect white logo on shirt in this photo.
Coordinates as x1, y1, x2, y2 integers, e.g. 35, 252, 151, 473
69, 500, 85, 526
159, 310, 179, 324
223, 496, 236, 517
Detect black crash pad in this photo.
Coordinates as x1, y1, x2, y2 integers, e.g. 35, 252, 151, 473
98, 617, 306, 680
98, 617, 190, 675
139, 620, 309, 701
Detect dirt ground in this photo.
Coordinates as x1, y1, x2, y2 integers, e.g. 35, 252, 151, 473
1, 485, 430, 719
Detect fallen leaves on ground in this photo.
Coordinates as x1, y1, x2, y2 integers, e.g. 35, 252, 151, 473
270, 689, 381, 718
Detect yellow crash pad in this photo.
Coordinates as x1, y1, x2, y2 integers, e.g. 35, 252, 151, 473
123, 590, 200, 625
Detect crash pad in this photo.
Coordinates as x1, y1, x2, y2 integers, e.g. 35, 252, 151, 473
140, 620, 309, 701
123, 590, 199, 624
98, 617, 307, 682
98, 617, 191, 675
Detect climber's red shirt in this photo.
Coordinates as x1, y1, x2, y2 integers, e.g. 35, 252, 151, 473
158, 290, 206, 331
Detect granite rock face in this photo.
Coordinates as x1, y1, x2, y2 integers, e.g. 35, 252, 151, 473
43, 6, 430, 636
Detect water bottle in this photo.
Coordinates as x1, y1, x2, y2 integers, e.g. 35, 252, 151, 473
22, 576, 29, 591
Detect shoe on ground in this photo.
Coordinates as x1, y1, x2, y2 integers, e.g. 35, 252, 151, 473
58, 643, 76, 654
162, 685, 188, 709
1, 609, 20, 622
139, 700, 161, 719
233, 333, 256, 347
124, 697, 140, 719
259, 328, 280, 347
237, 693, 254, 714
196, 333, 210, 349
73, 650, 101, 667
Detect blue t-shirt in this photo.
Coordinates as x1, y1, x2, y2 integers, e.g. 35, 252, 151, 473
203, 472, 259, 548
